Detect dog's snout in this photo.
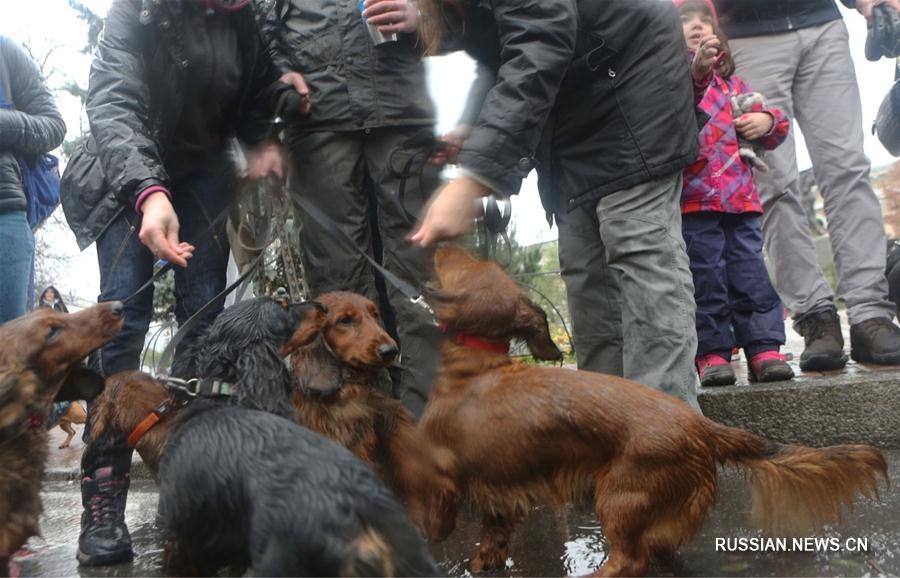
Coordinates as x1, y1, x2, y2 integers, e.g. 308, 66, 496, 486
377, 343, 399, 362
109, 301, 125, 317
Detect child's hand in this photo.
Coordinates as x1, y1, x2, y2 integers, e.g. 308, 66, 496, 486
735, 112, 774, 140
691, 34, 721, 81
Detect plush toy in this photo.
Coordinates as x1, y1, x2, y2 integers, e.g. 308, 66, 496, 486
730, 91, 770, 172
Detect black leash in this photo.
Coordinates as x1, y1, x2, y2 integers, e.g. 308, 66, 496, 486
292, 193, 434, 318
153, 199, 279, 378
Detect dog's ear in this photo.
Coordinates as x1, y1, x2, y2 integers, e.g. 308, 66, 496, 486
514, 296, 563, 361
283, 302, 327, 355
55, 366, 106, 402
291, 335, 342, 396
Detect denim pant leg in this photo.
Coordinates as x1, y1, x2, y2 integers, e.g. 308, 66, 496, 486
0, 210, 34, 323
682, 212, 734, 359
82, 207, 154, 475
724, 213, 786, 358
170, 169, 231, 375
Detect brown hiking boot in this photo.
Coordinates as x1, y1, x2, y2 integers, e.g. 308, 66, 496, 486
796, 309, 848, 371
850, 317, 900, 365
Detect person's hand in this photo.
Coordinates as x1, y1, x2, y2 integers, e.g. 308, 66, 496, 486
279, 71, 311, 116
735, 112, 774, 140
429, 124, 473, 165
247, 140, 285, 180
138, 192, 194, 267
362, 0, 420, 34
856, 0, 900, 21
409, 176, 491, 247
691, 34, 721, 82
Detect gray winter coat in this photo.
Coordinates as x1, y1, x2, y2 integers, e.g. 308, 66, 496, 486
0, 38, 66, 215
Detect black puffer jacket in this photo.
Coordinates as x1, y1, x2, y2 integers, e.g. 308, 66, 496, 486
717, 0, 855, 38
452, 0, 698, 213
256, 0, 434, 131
0, 38, 66, 215
60, 0, 281, 250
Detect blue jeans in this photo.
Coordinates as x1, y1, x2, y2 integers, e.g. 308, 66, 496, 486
682, 212, 786, 360
89, 167, 230, 378
0, 210, 34, 324
82, 166, 231, 476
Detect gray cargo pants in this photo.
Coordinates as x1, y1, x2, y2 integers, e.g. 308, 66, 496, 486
286, 126, 440, 416
731, 20, 895, 327
556, 172, 700, 410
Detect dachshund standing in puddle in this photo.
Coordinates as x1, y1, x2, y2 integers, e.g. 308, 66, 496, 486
0, 303, 123, 575
420, 245, 888, 577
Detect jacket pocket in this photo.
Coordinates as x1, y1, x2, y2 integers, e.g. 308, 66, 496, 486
287, 26, 343, 73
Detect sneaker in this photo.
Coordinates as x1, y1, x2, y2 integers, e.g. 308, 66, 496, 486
696, 353, 736, 387
748, 351, 794, 383
850, 317, 900, 365
77, 468, 134, 567
796, 309, 848, 371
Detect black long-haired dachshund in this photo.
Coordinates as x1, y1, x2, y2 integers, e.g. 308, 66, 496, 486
159, 297, 440, 577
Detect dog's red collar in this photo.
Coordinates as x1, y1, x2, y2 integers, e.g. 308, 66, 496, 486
27, 415, 44, 429
438, 322, 510, 354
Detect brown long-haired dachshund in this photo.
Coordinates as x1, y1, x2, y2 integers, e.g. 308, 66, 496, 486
420, 245, 888, 577
0, 303, 123, 576
291, 291, 452, 527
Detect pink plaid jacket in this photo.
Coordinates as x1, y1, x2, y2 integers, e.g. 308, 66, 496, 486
682, 74, 789, 214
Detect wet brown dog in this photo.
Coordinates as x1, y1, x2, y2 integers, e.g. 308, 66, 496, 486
0, 303, 123, 575
291, 291, 451, 527
420, 245, 888, 577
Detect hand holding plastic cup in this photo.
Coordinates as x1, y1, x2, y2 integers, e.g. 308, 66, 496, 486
359, 0, 398, 45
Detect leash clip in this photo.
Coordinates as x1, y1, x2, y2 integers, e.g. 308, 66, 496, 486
163, 376, 200, 398
410, 295, 436, 319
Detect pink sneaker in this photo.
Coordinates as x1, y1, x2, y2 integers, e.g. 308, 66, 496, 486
749, 351, 794, 383
696, 353, 736, 387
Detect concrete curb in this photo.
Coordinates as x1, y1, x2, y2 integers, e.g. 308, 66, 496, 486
698, 371, 900, 448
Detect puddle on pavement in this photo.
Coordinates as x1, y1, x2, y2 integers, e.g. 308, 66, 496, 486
16, 452, 900, 577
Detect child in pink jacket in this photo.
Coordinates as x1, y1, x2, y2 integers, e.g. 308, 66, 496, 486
676, 0, 794, 386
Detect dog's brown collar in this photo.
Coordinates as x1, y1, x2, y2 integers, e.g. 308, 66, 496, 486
438, 322, 510, 354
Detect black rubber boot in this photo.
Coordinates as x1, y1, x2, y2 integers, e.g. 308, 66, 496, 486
77, 433, 134, 567
850, 317, 900, 365
796, 309, 848, 371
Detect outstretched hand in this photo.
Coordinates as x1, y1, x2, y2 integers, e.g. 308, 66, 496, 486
409, 176, 490, 248
139, 192, 194, 268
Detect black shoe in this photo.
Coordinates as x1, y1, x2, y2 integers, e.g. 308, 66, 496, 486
850, 317, 900, 365
77, 468, 134, 567
796, 309, 848, 371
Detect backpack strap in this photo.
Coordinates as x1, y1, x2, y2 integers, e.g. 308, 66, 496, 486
0, 36, 14, 107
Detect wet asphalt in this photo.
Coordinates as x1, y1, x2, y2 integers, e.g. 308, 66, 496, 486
13, 428, 900, 577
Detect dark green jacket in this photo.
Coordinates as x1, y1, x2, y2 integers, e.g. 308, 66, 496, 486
256, 0, 434, 131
